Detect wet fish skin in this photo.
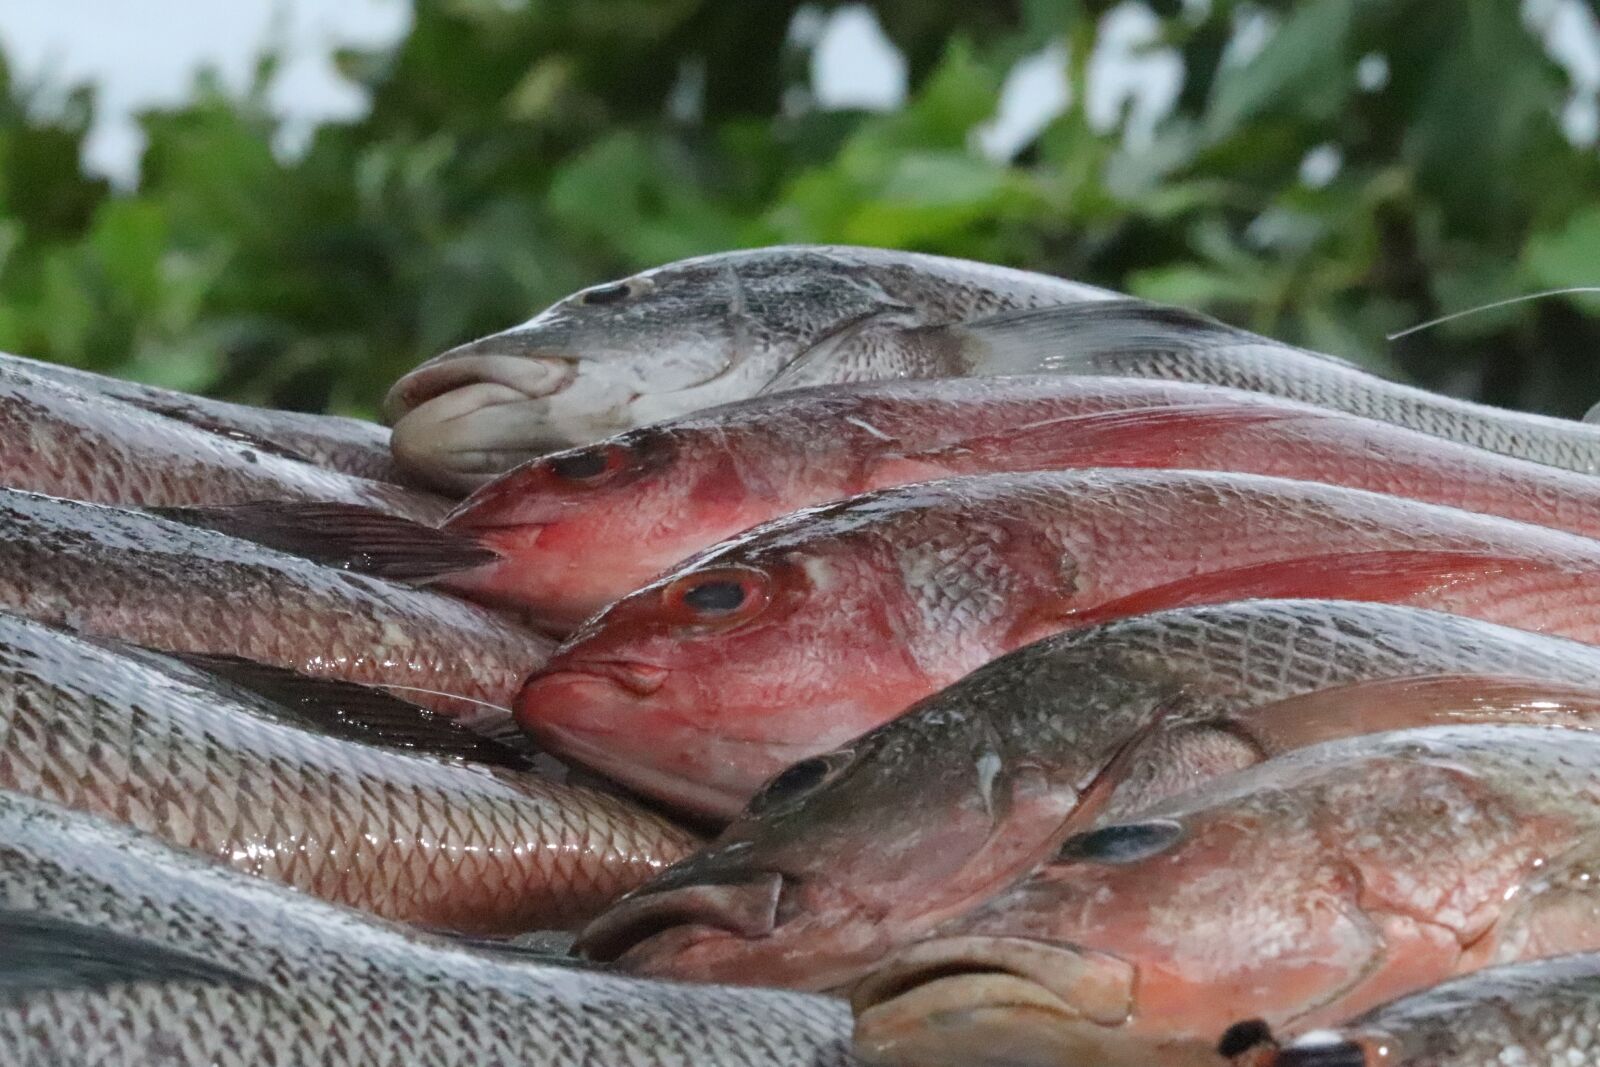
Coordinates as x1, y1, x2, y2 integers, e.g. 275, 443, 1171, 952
387, 245, 1111, 489
0, 356, 448, 521
918, 301, 1600, 476
0, 612, 697, 933
1230, 954, 1600, 1067
575, 600, 1600, 990
0, 488, 551, 717
849, 724, 1600, 1067
447, 375, 1600, 628
0, 792, 858, 1067
520, 467, 1600, 817
8, 351, 401, 482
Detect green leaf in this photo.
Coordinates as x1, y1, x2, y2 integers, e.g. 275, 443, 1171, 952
1523, 208, 1600, 314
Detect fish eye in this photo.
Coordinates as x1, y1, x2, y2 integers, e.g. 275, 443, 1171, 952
747, 752, 853, 815
1056, 819, 1184, 865
575, 277, 652, 306
683, 580, 746, 613
661, 566, 773, 627
546, 444, 630, 485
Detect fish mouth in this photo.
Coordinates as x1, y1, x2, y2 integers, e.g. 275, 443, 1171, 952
851, 937, 1141, 1067
386, 349, 581, 491
523, 662, 669, 699
385, 346, 577, 421
576, 870, 787, 969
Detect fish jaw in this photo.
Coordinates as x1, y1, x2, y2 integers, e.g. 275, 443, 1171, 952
850, 937, 1162, 1067
579, 866, 895, 989
516, 661, 889, 818
514, 541, 940, 812
443, 430, 786, 625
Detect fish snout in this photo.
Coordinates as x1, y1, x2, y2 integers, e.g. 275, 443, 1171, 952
851, 937, 1146, 1067
387, 343, 582, 491
575, 870, 786, 970
386, 339, 577, 421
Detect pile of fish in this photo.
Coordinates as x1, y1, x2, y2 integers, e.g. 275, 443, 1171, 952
7, 245, 1600, 1065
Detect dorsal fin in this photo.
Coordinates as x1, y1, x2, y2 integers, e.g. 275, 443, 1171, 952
152, 501, 497, 582
0, 910, 260, 998
168, 652, 535, 770
948, 300, 1361, 373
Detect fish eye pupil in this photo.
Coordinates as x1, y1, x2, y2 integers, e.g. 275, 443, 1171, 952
682, 580, 747, 614
580, 281, 632, 305
1057, 819, 1184, 865
767, 757, 830, 800
549, 449, 610, 480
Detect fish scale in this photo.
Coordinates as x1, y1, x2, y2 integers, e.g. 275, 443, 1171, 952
0, 359, 446, 520
0, 487, 547, 717
848, 727, 1600, 1067
526, 468, 1600, 818
575, 600, 1600, 994
0, 613, 696, 934
988, 312, 1600, 475
1245, 954, 1600, 1067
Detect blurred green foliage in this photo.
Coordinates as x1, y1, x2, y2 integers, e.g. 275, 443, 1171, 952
0, 0, 1597, 419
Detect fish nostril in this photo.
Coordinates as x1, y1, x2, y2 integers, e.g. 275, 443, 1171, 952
575, 872, 785, 963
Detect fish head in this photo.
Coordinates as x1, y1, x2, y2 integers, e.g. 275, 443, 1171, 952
442, 410, 849, 628
387, 248, 919, 490
441, 426, 706, 629
574, 701, 1087, 989
848, 804, 1389, 1067
515, 517, 938, 816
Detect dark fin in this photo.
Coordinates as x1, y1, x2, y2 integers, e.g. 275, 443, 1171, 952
152, 501, 497, 581
1034, 550, 1546, 635
948, 300, 1362, 373
442, 931, 593, 968
168, 652, 534, 770
0, 910, 260, 998
1217, 1018, 1276, 1060
135, 402, 320, 464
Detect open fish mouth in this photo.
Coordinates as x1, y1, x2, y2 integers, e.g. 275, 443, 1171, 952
850, 937, 1145, 1067
575, 870, 786, 966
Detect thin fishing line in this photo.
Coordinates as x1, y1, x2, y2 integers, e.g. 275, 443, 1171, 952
381, 684, 511, 715
1387, 287, 1600, 341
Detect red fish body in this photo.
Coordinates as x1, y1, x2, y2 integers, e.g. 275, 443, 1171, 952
850, 724, 1600, 1067
448, 377, 1600, 629
520, 468, 1600, 815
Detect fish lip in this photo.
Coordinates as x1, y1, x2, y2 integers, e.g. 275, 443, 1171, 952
851, 936, 1135, 1030
529, 662, 669, 697
385, 349, 577, 421
529, 720, 749, 817
575, 870, 787, 965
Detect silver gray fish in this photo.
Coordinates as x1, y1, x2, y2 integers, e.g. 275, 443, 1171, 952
0, 612, 697, 934
577, 600, 1600, 992
881, 301, 1600, 476
386, 245, 1112, 489
0, 356, 446, 520
0, 791, 857, 1067
1225, 954, 1600, 1067
0, 488, 549, 718
9, 352, 400, 482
